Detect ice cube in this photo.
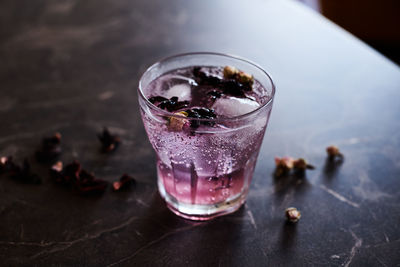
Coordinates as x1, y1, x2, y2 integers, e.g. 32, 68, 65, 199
163, 83, 192, 101
149, 74, 196, 98
212, 96, 260, 117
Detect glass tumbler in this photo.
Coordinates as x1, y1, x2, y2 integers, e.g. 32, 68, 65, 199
138, 52, 275, 220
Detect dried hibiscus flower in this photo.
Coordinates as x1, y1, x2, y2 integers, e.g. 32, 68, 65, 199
274, 157, 294, 177
50, 160, 108, 194
151, 96, 190, 112
223, 66, 254, 87
63, 160, 82, 183
168, 111, 189, 132
0, 156, 17, 174
326, 145, 344, 161
113, 174, 136, 191
293, 158, 315, 171
223, 66, 239, 79
285, 207, 301, 223
10, 158, 41, 184
76, 170, 108, 194
193, 66, 251, 98
98, 127, 121, 153
35, 133, 62, 162
274, 157, 315, 177
50, 161, 64, 183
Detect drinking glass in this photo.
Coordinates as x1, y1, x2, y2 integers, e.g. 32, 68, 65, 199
138, 52, 275, 220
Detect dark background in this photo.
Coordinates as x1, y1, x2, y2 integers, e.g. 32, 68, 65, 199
299, 0, 400, 64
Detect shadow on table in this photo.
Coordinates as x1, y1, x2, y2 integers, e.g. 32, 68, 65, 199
322, 158, 344, 183
194, 207, 250, 266
279, 221, 298, 250
128, 192, 247, 265
272, 172, 312, 199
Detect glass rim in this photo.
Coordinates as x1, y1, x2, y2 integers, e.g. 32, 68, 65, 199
138, 52, 276, 122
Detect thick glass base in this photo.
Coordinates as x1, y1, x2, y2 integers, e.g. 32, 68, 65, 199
158, 178, 247, 221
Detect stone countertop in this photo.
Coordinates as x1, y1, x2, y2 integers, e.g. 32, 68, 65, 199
0, 0, 399, 266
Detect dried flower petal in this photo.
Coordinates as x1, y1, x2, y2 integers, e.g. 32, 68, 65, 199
50, 160, 108, 194
193, 66, 252, 98
63, 160, 81, 183
76, 170, 108, 194
193, 67, 222, 86
274, 156, 295, 177
77, 169, 95, 183
98, 128, 121, 153
148, 96, 168, 104
168, 111, 189, 131
326, 145, 343, 160
35, 133, 62, 162
237, 71, 254, 86
10, 158, 41, 184
185, 108, 216, 129
1, 156, 41, 184
50, 161, 64, 183
275, 157, 294, 169
113, 174, 136, 191
285, 207, 301, 223
156, 96, 190, 112
207, 90, 223, 100
77, 180, 108, 194
223, 66, 239, 79
51, 161, 63, 172
221, 79, 248, 97
293, 158, 315, 170
1, 156, 11, 174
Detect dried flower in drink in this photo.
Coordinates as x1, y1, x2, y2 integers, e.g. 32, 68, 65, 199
223, 66, 253, 87
285, 207, 301, 223
98, 127, 121, 153
158, 97, 190, 112
192, 66, 253, 98
237, 71, 254, 86
113, 174, 136, 191
193, 67, 221, 86
223, 66, 239, 79
220, 80, 248, 97
185, 108, 217, 129
149, 96, 190, 112
293, 158, 315, 171
148, 96, 168, 104
207, 90, 223, 100
326, 145, 343, 160
168, 111, 189, 131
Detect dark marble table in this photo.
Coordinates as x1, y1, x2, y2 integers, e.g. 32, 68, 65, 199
1, 0, 400, 266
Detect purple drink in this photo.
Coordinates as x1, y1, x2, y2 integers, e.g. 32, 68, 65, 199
138, 53, 275, 220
